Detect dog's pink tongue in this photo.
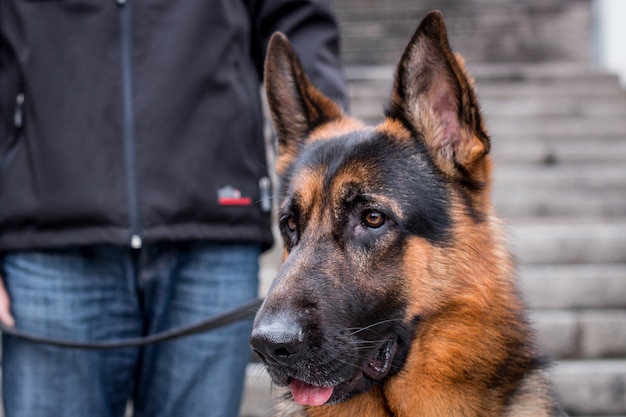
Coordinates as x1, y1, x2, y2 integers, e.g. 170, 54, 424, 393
290, 380, 334, 406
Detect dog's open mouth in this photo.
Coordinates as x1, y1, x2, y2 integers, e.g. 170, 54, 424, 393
288, 339, 398, 406
289, 379, 334, 406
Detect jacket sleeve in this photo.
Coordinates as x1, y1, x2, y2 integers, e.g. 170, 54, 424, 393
246, 0, 349, 110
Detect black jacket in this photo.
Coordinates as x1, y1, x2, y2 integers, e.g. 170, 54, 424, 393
0, 0, 347, 251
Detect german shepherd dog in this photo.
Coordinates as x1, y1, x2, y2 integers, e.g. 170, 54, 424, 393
251, 10, 566, 417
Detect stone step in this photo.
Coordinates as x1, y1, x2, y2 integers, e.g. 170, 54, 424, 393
493, 164, 625, 190
552, 360, 626, 416
492, 164, 626, 215
492, 163, 625, 217
488, 116, 626, 140
240, 361, 626, 417
494, 190, 626, 218
518, 264, 626, 310
490, 138, 626, 165
468, 62, 620, 82
481, 96, 626, 117
509, 220, 626, 264
478, 82, 626, 99
532, 309, 626, 359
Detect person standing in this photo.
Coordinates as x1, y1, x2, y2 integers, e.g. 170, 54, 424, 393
0, 1, 347, 416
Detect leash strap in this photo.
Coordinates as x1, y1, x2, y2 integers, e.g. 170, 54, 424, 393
0, 298, 263, 350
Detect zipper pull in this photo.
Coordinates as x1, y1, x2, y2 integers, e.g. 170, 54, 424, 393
14, 93, 24, 130
259, 176, 272, 213
131, 234, 142, 249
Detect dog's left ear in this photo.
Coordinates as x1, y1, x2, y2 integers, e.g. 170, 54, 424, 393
264, 32, 345, 176
389, 10, 490, 187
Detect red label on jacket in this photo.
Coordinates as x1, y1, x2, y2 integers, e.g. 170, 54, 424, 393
218, 186, 252, 206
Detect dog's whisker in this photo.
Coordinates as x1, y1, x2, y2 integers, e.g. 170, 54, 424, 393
347, 318, 403, 336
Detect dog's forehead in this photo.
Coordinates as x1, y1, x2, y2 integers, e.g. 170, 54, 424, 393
286, 126, 432, 207
289, 129, 392, 195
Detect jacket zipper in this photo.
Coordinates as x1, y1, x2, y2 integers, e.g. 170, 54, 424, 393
118, 0, 142, 249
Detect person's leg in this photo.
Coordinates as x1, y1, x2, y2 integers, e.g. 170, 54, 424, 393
1, 247, 143, 417
132, 241, 260, 417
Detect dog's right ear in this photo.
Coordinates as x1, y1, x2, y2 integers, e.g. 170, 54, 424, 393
389, 11, 490, 189
264, 32, 345, 175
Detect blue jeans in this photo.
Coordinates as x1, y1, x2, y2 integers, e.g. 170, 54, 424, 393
1, 242, 260, 417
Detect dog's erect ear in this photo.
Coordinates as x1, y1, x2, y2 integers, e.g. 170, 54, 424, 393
389, 10, 490, 187
264, 32, 345, 175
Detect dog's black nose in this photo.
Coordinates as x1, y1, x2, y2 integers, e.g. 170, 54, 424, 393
250, 314, 306, 366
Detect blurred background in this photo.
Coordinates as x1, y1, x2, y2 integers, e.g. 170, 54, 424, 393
244, 0, 626, 416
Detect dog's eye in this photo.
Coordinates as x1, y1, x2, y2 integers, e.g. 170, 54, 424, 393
286, 215, 298, 232
279, 214, 299, 249
362, 209, 386, 229
281, 214, 297, 233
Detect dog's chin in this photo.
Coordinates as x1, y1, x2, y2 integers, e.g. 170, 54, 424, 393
269, 339, 399, 406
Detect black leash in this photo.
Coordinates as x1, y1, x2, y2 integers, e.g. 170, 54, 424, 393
0, 298, 263, 349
